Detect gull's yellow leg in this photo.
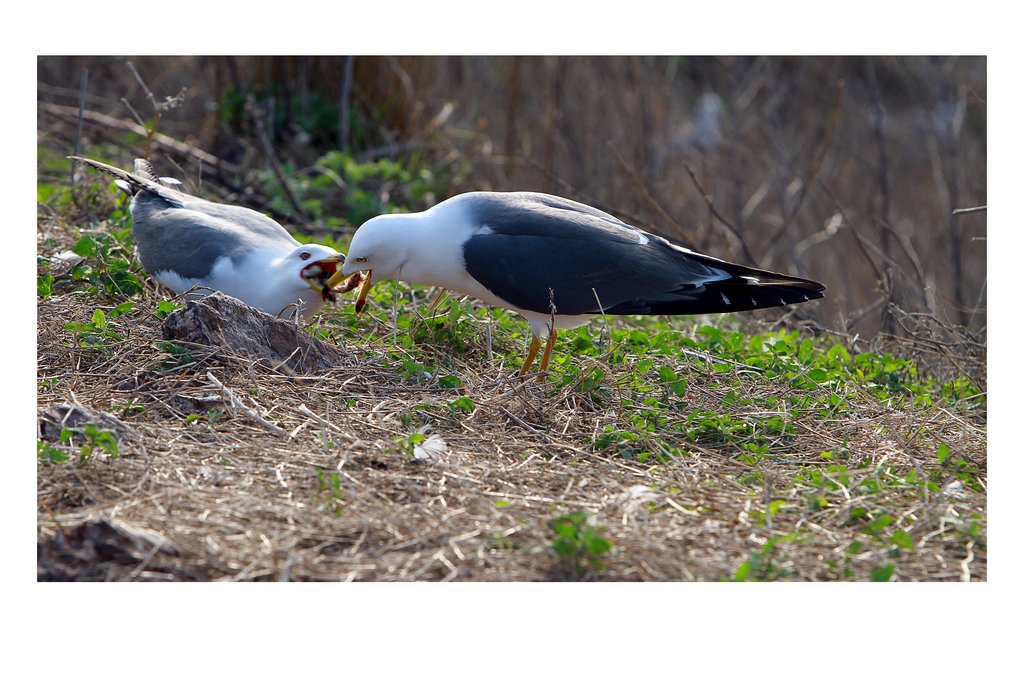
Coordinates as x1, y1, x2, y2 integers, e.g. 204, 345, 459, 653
538, 328, 558, 381
519, 335, 542, 376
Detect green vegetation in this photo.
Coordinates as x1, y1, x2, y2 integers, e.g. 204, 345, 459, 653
733, 535, 794, 582
392, 430, 427, 457
313, 467, 345, 516
258, 150, 460, 233
38, 182, 145, 302
547, 510, 613, 578
38, 424, 120, 466
64, 303, 135, 354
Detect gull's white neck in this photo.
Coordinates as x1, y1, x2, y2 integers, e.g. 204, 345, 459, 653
352, 196, 594, 337
362, 201, 460, 285
357, 199, 516, 311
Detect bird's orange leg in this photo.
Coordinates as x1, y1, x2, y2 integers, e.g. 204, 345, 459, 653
537, 328, 558, 381
519, 335, 542, 376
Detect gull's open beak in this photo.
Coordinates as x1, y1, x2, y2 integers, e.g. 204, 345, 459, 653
326, 267, 372, 314
301, 254, 345, 301
302, 254, 341, 276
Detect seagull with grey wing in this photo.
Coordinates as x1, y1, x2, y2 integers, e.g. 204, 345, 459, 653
329, 192, 826, 377
69, 156, 362, 320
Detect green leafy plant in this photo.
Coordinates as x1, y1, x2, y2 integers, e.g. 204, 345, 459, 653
733, 535, 793, 581
155, 300, 182, 318
253, 149, 452, 232
870, 563, 895, 582
112, 400, 146, 418
184, 408, 224, 426
51, 424, 120, 465
154, 340, 195, 370
437, 374, 463, 389
64, 232, 145, 298
547, 510, 613, 578
935, 442, 984, 492
393, 431, 427, 457
448, 396, 475, 414
38, 270, 55, 299
37, 440, 69, 464
314, 467, 345, 515
64, 303, 134, 353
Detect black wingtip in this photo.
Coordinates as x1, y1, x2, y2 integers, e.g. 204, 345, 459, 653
68, 155, 174, 200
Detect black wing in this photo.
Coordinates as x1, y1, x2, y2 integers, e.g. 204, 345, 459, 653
461, 192, 824, 316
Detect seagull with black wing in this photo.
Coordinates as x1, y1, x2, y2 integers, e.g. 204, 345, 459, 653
329, 191, 825, 377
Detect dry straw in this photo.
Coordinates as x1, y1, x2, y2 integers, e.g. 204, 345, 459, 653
37, 242, 985, 581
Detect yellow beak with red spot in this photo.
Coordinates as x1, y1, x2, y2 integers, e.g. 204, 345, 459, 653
327, 267, 372, 314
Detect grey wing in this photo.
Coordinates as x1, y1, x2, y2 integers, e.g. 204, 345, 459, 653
185, 200, 298, 246
72, 155, 300, 279
132, 197, 295, 280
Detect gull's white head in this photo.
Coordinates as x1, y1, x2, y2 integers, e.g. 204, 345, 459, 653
340, 214, 411, 281
337, 214, 421, 314
275, 242, 343, 318
285, 243, 343, 290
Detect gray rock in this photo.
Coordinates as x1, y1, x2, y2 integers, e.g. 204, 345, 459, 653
161, 292, 343, 374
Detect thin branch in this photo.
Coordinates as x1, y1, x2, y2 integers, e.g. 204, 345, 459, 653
250, 101, 312, 229
867, 61, 894, 262
591, 287, 612, 355
499, 406, 552, 441
126, 61, 159, 111
72, 69, 88, 172
763, 77, 845, 267
339, 56, 356, 154
70, 68, 88, 203
683, 163, 755, 263
119, 97, 147, 128
206, 372, 288, 436
41, 102, 239, 173
609, 142, 678, 232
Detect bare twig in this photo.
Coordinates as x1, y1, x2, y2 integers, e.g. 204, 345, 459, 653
610, 142, 677, 228
126, 61, 159, 111
339, 56, 356, 154
499, 406, 551, 441
72, 69, 88, 179
119, 97, 147, 128
70, 68, 88, 205
683, 163, 755, 263
867, 62, 894, 266
251, 101, 311, 229
763, 77, 845, 270
591, 287, 611, 355
41, 102, 239, 173
206, 371, 287, 435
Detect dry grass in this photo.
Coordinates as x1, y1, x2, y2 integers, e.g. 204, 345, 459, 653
37, 216, 986, 582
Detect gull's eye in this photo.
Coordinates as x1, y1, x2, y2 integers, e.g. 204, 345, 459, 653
299, 251, 312, 261
355, 256, 367, 263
